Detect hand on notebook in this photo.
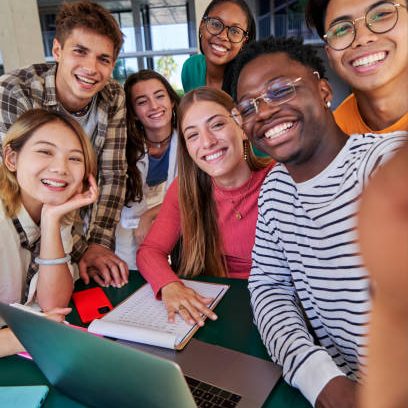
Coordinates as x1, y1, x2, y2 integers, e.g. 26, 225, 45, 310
161, 282, 218, 326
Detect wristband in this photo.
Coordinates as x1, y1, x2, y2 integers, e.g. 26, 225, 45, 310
34, 254, 71, 265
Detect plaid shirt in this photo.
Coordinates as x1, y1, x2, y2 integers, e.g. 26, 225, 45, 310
0, 63, 127, 261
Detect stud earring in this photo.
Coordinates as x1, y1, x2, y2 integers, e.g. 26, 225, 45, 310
326, 101, 332, 109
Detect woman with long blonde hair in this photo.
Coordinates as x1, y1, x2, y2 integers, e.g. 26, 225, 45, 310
137, 87, 273, 325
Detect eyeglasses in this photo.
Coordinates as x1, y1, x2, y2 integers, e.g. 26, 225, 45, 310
236, 77, 303, 123
324, 2, 407, 51
203, 16, 248, 43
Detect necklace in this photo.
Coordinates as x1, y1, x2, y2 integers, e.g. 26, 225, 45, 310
215, 173, 253, 220
71, 100, 93, 117
145, 133, 172, 149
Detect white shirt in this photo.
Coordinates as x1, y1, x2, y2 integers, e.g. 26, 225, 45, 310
0, 201, 77, 325
249, 132, 407, 406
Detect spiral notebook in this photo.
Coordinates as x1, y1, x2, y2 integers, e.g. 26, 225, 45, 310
88, 280, 229, 350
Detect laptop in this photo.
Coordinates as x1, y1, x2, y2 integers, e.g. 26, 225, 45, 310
0, 302, 281, 408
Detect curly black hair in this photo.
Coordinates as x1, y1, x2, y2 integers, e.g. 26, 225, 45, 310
230, 36, 327, 101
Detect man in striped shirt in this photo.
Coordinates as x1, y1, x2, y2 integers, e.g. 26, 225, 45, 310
231, 37, 407, 408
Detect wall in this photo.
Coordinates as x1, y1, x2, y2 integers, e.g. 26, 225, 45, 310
0, 0, 45, 73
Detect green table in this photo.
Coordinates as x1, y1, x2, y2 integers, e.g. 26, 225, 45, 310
0, 272, 311, 407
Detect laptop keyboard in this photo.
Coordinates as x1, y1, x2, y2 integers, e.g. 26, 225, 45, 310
185, 376, 242, 408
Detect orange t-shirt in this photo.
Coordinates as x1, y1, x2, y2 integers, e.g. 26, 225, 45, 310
334, 94, 408, 134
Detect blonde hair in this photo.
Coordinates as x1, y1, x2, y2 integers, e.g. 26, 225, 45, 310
0, 109, 97, 217
177, 87, 269, 278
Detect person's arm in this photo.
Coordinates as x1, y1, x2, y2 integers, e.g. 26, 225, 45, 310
0, 327, 24, 357
36, 176, 98, 311
249, 208, 348, 407
137, 180, 216, 325
134, 204, 161, 245
77, 84, 128, 288
0, 307, 71, 358
358, 143, 408, 408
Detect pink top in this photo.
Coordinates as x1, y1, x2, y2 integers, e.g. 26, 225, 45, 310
137, 164, 274, 296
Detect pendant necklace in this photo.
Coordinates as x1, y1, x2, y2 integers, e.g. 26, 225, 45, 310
216, 173, 253, 220
145, 133, 172, 149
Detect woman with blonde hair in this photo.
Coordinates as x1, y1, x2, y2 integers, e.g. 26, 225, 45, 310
137, 87, 273, 325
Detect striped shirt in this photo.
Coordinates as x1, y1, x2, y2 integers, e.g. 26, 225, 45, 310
0, 64, 127, 259
249, 132, 407, 405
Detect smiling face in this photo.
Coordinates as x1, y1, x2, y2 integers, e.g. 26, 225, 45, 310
200, 1, 248, 68
4, 120, 86, 222
181, 100, 249, 187
53, 27, 115, 112
236, 52, 333, 168
324, 0, 408, 93
130, 78, 174, 137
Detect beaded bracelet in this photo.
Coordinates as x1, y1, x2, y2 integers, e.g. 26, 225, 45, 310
34, 254, 71, 265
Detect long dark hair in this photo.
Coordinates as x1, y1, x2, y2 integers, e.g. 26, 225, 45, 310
124, 70, 180, 205
177, 87, 268, 277
200, 0, 257, 95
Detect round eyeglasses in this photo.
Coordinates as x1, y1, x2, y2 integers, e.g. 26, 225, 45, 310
203, 16, 248, 43
324, 1, 407, 51
236, 77, 303, 123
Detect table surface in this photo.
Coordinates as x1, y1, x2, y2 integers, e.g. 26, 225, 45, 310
0, 272, 311, 408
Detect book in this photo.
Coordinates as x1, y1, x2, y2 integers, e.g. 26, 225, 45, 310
88, 280, 229, 350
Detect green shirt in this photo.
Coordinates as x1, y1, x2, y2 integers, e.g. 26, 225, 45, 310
181, 54, 206, 93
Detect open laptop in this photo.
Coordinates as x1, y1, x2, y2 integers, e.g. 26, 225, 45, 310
0, 302, 281, 408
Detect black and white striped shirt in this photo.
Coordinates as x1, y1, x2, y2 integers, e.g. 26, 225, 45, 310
249, 132, 407, 405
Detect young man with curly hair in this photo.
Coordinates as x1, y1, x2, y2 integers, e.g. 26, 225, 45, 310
231, 36, 407, 408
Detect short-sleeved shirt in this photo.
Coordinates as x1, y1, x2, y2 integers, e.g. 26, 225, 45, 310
335, 93, 408, 134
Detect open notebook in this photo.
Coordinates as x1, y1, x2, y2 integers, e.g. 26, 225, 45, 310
88, 280, 229, 350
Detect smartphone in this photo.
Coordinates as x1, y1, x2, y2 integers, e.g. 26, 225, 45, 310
72, 287, 113, 324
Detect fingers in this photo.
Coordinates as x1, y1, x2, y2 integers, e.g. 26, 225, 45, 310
167, 308, 177, 324
79, 245, 129, 288
46, 307, 72, 316
162, 283, 218, 326
79, 260, 90, 285
45, 307, 72, 322
117, 261, 129, 285
88, 265, 112, 287
173, 301, 217, 326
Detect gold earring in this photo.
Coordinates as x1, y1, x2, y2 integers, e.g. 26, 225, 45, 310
243, 140, 248, 161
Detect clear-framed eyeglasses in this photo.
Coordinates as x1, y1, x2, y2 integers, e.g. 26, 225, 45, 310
203, 16, 248, 43
236, 77, 304, 123
324, 1, 407, 51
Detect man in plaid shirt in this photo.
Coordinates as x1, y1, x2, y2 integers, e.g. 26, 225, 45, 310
0, 1, 129, 287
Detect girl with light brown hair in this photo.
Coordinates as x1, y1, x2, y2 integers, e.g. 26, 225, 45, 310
137, 87, 273, 325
